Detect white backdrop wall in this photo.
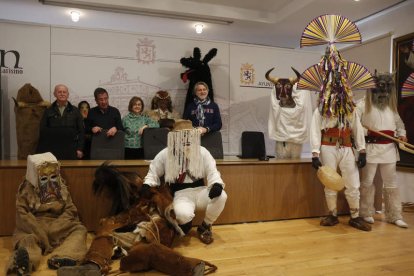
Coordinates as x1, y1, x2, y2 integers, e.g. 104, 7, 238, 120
0, 21, 51, 159
1, 21, 322, 159
341, 34, 392, 74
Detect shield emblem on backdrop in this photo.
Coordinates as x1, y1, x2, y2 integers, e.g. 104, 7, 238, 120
136, 38, 156, 64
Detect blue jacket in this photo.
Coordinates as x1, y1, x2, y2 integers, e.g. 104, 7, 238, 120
183, 101, 222, 132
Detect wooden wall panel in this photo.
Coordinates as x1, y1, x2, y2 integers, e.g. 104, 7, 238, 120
0, 159, 350, 236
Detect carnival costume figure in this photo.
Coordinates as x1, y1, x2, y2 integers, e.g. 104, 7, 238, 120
6, 152, 87, 275
146, 90, 181, 129
143, 120, 227, 244
266, 67, 313, 159
13, 83, 50, 160
356, 72, 408, 228
58, 161, 217, 276
298, 14, 377, 231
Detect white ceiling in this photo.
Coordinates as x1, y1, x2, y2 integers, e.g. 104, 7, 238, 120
2, 0, 414, 50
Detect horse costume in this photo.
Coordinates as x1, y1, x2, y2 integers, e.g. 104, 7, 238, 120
58, 162, 217, 276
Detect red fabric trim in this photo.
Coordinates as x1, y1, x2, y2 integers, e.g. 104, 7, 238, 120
323, 128, 351, 138
366, 130, 394, 144
367, 130, 394, 137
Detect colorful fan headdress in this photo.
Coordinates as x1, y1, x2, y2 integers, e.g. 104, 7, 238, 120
297, 14, 375, 127
300, 14, 362, 47
402, 72, 414, 98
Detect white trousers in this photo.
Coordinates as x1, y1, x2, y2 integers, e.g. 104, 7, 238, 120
173, 186, 227, 225
320, 145, 360, 216
275, 141, 302, 159
360, 162, 402, 222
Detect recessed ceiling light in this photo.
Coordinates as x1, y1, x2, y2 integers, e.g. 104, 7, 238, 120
70, 10, 80, 22
195, 24, 204, 34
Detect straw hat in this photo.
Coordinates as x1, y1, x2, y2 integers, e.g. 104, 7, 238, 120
172, 119, 194, 131
316, 165, 344, 191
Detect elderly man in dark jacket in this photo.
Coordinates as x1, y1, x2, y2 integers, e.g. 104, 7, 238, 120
37, 84, 84, 159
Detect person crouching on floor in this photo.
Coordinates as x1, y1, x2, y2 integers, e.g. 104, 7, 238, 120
142, 119, 228, 244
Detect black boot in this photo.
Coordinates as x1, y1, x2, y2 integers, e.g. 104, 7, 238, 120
197, 221, 213, 244
7, 247, 30, 276
320, 215, 339, 226
179, 221, 193, 235
47, 257, 77, 269
349, 217, 372, 231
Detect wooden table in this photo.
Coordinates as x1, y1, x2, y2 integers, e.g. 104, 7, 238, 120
0, 157, 346, 235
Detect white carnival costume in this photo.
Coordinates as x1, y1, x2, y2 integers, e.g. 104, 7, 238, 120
310, 109, 366, 217
143, 120, 227, 244
268, 84, 312, 158
298, 14, 376, 231
356, 72, 408, 228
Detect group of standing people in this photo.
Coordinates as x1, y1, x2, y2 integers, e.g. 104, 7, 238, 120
309, 71, 408, 231
37, 81, 223, 161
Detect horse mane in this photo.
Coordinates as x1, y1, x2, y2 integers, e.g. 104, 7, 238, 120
93, 161, 141, 215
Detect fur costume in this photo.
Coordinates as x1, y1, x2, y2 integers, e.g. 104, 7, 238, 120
6, 152, 87, 275
356, 72, 408, 227
71, 162, 216, 275
13, 83, 50, 160
120, 242, 217, 276
180, 47, 217, 114
146, 90, 181, 129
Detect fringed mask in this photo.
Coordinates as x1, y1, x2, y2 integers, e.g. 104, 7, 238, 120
371, 71, 394, 110
318, 44, 355, 127
265, 67, 301, 108
165, 121, 202, 183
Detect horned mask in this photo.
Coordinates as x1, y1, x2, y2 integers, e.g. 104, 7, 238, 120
265, 67, 301, 108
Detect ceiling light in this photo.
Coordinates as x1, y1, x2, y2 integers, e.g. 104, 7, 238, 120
41, 0, 233, 25
195, 24, 204, 34
70, 10, 80, 22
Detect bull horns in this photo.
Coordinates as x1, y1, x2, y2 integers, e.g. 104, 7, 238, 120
291, 67, 301, 81
265, 67, 302, 84
265, 68, 279, 84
